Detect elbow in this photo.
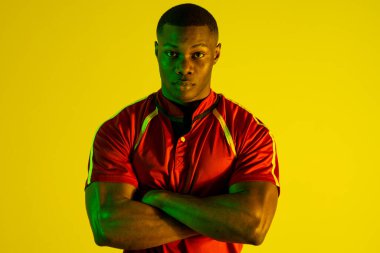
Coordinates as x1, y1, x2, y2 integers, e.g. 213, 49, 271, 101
247, 230, 266, 246
91, 211, 134, 250
94, 230, 135, 250
93, 226, 110, 246
92, 222, 109, 247
245, 218, 268, 246
90, 211, 111, 247
94, 233, 108, 247
92, 226, 127, 249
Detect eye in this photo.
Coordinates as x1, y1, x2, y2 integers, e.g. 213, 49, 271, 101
193, 52, 205, 59
166, 51, 178, 58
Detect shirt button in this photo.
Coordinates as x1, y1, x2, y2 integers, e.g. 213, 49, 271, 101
180, 136, 186, 142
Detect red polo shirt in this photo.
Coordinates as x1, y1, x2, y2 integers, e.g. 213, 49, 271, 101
86, 89, 280, 253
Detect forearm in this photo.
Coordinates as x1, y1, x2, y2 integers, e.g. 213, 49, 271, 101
97, 199, 197, 250
142, 191, 263, 244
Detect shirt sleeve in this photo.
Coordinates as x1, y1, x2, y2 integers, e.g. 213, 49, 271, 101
85, 114, 138, 189
229, 116, 280, 191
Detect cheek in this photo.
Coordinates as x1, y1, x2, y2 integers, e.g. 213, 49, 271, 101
197, 61, 213, 76
158, 55, 172, 70
158, 60, 172, 80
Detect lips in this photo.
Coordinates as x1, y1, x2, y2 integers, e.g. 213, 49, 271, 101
174, 80, 194, 86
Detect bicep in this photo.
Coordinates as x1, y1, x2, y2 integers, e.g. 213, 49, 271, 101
229, 181, 278, 224
85, 182, 137, 231
86, 181, 137, 209
226, 181, 278, 244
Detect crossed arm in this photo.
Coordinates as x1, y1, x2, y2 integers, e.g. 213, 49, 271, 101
85, 181, 278, 250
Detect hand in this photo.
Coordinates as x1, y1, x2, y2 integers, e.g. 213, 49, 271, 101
141, 189, 168, 207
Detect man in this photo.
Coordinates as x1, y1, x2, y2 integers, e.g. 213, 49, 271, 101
85, 3, 280, 253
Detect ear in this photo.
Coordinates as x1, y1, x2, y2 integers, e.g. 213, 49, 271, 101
214, 43, 221, 64
155, 41, 158, 57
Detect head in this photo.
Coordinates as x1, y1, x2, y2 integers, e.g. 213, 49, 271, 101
155, 4, 221, 104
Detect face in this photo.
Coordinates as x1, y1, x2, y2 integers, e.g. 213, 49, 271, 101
155, 24, 221, 104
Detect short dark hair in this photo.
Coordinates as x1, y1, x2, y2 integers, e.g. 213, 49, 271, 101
157, 3, 218, 39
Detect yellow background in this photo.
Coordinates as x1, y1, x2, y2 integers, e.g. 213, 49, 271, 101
1, 0, 379, 252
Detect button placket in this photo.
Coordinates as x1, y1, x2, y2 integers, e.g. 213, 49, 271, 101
175, 136, 186, 167
168, 135, 186, 191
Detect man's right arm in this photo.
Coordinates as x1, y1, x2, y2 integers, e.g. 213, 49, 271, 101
85, 181, 197, 250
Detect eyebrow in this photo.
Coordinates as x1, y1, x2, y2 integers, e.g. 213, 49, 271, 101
162, 43, 209, 48
191, 43, 208, 48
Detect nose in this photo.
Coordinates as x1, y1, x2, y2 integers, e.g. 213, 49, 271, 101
175, 57, 193, 76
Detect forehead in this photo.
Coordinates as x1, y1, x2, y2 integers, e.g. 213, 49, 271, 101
157, 24, 217, 46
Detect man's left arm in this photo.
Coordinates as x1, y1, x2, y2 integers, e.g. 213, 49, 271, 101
142, 181, 278, 245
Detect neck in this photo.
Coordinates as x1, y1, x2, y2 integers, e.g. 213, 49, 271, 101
162, 93, 206, 115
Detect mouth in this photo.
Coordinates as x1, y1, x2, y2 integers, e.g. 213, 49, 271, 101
173, 80, 194, 87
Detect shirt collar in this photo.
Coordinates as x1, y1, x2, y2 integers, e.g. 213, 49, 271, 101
155, 89, 219, 122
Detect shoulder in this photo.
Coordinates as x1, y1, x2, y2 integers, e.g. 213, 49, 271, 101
215, 93, 273, 150
216, 93, 268, 130
96, 92, 157, 139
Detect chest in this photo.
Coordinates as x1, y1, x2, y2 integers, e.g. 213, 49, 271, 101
131, 114, 236, 196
